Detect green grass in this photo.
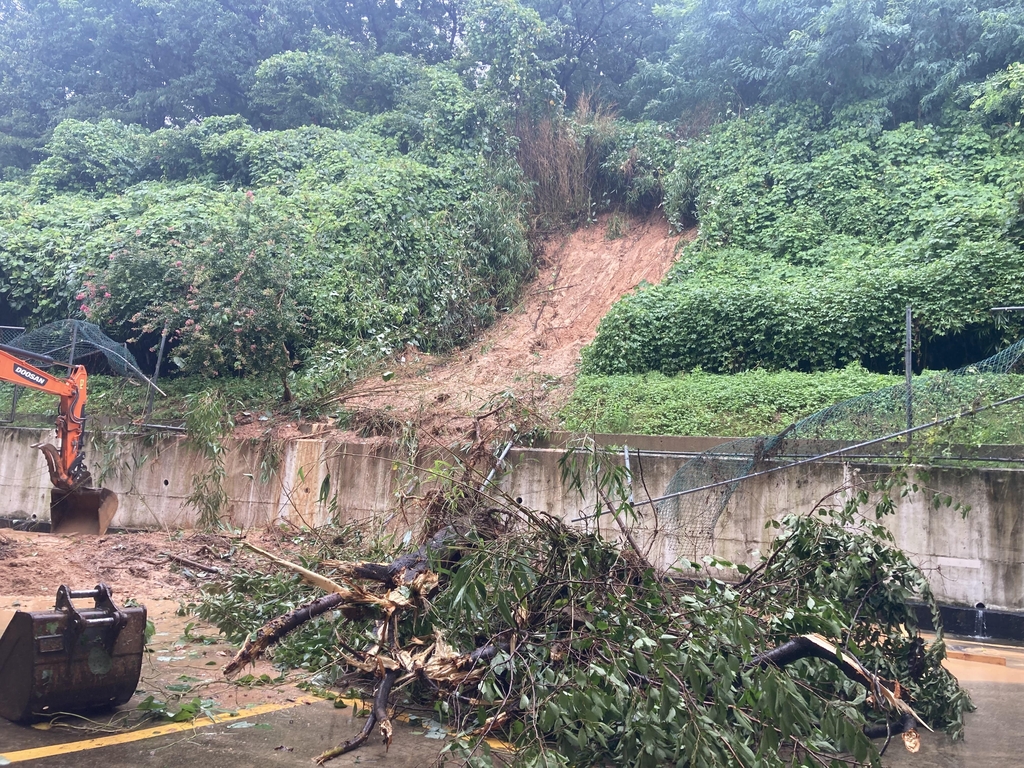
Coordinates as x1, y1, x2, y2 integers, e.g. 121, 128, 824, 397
560, 367, 905, 437
560, 367, 1024, 446
9, 363, 1024, 449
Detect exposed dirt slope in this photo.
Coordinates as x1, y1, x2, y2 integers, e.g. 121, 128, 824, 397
334, 214, 690, 438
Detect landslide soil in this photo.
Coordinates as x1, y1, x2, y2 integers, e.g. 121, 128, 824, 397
323, 213, 691, 441
3, 215, 687, 605
0, 214, 687, 724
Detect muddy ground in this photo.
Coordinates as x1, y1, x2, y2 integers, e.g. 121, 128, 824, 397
2, 527, 1024, 768
0, 528, 468, 766
0, 527, 309, 604
0, 528, 323, 715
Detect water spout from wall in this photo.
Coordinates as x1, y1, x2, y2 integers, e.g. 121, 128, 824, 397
974, 602, 989, 638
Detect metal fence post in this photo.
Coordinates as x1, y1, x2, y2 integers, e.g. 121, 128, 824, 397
905, 305, 913, 448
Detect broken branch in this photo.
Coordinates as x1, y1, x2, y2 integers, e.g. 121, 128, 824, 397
162, 552, 222, 574
242, 542, 349, 594
224, 592, 348, 676
315, 668, 400, 764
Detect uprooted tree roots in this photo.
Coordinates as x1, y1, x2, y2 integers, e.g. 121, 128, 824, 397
213, 462, 971, 767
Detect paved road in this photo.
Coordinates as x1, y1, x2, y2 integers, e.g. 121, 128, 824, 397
0, 697, 448, 767
1, 596, 450, 767
884, 636, 1024, 768
2, 633, 1020, 767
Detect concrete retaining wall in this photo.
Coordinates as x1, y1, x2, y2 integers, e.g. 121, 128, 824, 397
1, 427, 1022, 611
0, 427, 402, 531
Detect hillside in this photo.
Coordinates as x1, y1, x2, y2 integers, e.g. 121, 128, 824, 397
319, 214, 690, 440
2, 0, 1023, 444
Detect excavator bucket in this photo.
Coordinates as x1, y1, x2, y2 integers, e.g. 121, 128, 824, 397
50, 488, 118, 535
0, 584, 146, 723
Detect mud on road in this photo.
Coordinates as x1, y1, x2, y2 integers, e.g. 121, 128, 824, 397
0, 528, 454, 766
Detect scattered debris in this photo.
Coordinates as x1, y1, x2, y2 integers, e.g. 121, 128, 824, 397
162, 552, 223, 575
211, 455, 971, 766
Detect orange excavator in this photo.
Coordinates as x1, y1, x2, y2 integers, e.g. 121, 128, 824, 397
0, 342, 117, 534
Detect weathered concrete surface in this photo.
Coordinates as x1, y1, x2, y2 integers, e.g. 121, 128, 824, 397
3, 426, 1024, 610
710, 462, 1024, 611
0, 427, 401, 531
503, 444, 1024, 612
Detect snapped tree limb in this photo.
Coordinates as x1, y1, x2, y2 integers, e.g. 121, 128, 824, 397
753, 633, 931, 733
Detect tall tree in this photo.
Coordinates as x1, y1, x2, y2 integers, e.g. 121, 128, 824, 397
523, 0, 668, 111
0, 0, 467, 145
311, 0, 462, 62
634, 0, 1024, 122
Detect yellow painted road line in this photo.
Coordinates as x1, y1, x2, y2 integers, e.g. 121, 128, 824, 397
0, 693, 513, 763
0, 696, 320, 763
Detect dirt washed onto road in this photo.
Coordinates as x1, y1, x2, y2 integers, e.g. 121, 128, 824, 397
0, 527, 328, 730
0, 527, 302, 601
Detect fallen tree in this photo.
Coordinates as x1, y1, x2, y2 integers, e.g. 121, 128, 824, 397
197, 458, 972, 767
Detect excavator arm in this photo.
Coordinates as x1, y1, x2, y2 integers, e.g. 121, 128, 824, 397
0, 342, 116, 533
0, 343, 90, 489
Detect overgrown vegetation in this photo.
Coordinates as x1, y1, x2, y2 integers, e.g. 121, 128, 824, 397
562, 367, 903, 436
0, 116, 533, 383
586, 98, 1024, 376
0, 372, 286, 424
193, 455, 971, 766
0, 6, 1013, 761
183, 390, 234, 528
563, 367, 1024, 445
2, 1, 1022, 401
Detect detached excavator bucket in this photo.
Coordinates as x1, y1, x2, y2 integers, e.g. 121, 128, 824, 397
50, 487, 118, 535
0, 584, 146, 723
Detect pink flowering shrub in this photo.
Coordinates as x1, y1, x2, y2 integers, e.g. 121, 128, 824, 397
86, 195, 303, 377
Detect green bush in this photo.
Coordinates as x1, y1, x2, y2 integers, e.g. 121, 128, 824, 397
0, 109, 532, 378
85, 190, 304, 378
586, 102, 1024, 376
598, 120, 677, 213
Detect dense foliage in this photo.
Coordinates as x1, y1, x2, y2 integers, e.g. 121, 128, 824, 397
2, 0, 1024, 385
563, 367, 1024, 444
0, 110, 532, 378
1, 0, 1020, 144
586, 97, 1024, 376
635, 0, 1024, 123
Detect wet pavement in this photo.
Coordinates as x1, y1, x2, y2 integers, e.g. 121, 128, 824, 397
2, 595, 1022, 767
884, 635, 1024, 767
0, 596, 450, 766
0, 697, 448, 767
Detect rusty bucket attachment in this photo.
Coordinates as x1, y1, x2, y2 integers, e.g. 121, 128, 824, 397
50, 487, 118, 535
0, 584, 146, 723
